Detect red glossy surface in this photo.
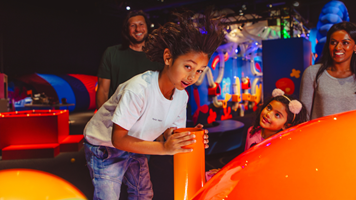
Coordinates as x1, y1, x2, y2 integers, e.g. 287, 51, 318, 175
69, 74, 98, 110
0, 110, 69, 150
2, 144, 60, 160
275, 77, 295, 95
192, 110, 356, 200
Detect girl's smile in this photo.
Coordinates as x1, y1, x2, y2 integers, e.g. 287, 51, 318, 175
329, 30, 356, 65
260, 100, 288, 138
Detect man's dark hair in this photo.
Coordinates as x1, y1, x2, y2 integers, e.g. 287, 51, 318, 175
143, 9, 225, 64
120, 10, 152, 50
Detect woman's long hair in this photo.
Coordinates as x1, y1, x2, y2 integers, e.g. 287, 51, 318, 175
315, 22, 356, 87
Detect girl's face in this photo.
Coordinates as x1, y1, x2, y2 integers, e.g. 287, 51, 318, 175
260, 100, 288, 133
329, 30, 356, 65
165, 50, 208, 90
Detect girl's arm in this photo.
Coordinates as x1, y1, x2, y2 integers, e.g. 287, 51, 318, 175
112, 123, 196, 155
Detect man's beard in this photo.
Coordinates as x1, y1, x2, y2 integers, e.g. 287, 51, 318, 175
129, 33, 148, 45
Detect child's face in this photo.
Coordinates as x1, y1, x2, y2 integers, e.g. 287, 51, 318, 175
166, 51, 208, 90
260, 100, 288, 133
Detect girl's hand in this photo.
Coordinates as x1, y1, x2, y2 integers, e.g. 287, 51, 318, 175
163, 128, 196, 155
195, 124, 209, 149
163, 127, 176, 141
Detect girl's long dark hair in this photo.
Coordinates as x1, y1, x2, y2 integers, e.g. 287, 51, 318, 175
315, 22, 356, 88
250, 95, 308, 135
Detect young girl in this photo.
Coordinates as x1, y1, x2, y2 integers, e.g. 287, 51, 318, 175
245, 88, 308, 151
83, 10, 224, 199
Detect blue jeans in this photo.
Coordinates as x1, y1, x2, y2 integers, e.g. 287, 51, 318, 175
84, 141, 153, 200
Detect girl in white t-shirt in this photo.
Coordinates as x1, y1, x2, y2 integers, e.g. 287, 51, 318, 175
83, 9, 224, 200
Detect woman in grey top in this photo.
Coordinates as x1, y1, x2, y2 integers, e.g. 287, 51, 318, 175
300, 22, 356, 120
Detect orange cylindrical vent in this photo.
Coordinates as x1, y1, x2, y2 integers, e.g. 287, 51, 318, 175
174, 128, 205, 200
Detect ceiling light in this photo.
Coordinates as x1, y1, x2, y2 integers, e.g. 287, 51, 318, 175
126, 6, 131, 10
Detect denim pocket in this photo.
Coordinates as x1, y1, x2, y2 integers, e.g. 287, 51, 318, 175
97, 146, 110, 161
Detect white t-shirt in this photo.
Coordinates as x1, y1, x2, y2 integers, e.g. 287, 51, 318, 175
84, 70, 188, 147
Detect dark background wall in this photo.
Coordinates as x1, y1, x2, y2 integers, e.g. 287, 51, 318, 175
1, 0, 123, 77
1, 0, 355, 78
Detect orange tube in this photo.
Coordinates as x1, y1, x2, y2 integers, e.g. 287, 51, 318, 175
173, 128, 205, 200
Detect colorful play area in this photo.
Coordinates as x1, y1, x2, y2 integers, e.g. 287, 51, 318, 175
1, 0, 355, 199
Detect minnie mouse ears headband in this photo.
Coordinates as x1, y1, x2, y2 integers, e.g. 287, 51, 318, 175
272, 88, 302, 122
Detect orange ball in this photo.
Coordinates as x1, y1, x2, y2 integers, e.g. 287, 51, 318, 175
193, 110, 356, 200
0, 168, 87, 199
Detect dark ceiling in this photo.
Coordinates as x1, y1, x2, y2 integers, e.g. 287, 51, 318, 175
1, 0, 355, 76
3, 0, 356, 27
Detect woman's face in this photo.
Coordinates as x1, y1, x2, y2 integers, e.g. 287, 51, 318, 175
329, 30, 356, 65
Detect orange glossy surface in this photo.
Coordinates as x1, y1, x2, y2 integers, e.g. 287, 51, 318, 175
0, 168, 87, 200
192, 110, 356, 200
174, 128, 205, 200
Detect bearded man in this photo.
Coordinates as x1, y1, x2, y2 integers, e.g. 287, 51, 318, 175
96, 10, 163, 109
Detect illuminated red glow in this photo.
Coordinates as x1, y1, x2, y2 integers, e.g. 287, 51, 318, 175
0, 109, 67, 117
0, 169, 87, 199
211, 53, 229, 70
192, 88, 209, 125
207, 109, 217, 124
0, 109, 83, 160
221, 106, 232, 120
275, 77, 295, 95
